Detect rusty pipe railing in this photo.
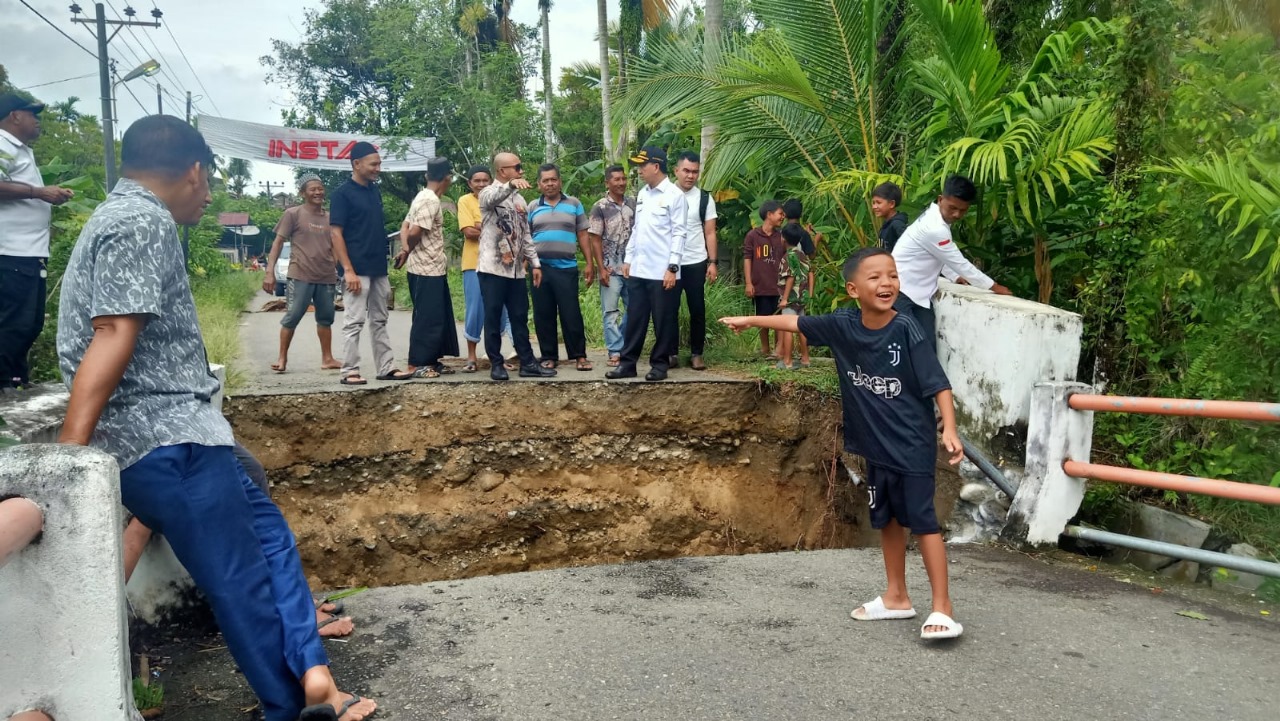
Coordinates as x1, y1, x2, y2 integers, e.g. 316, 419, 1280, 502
0, 496, 44, 569
1067, 393, 1280, 423
1063, 460, 1280, 506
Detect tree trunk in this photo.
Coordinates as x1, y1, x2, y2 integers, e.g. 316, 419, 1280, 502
700, 0, 723, 164
541, 6, 555, 163
597, 0, 613, 159
1034, 232, 1053, 304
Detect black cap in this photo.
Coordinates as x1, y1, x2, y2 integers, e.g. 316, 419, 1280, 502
0, 92, 45, 118
350, 141, 378, 160
629, 145, 667, 166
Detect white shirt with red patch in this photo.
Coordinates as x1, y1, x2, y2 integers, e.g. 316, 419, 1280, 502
892, 202, 994, 308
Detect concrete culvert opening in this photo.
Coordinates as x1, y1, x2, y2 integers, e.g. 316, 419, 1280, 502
227, 382, 964, 589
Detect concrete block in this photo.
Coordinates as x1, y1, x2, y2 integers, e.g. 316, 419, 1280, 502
1209, 543, 1267, 594
0, 444, 137, 721
1117, 503, 1212, 573
933, 282, 1083, 446
1002, 381, 1093, 546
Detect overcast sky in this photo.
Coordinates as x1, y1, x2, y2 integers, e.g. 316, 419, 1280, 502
5, 0, 612, 188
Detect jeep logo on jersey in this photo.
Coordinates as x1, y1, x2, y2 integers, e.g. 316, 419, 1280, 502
848, 365, 903, 399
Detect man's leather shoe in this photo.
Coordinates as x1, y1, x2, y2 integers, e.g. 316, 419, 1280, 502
690, 355, 706, 371
491, 365, 509, 381
605, 367, 637, 379
645, 368, 668, 381
519, 364, 557, 378
668, 354, 679, 369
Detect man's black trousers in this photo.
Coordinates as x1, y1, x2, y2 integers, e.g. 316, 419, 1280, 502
529, 265, 587, 361
617, 276, 678, 373
674, 260, 708, 357
478, 272, 538, 368
0, 256, 47, 387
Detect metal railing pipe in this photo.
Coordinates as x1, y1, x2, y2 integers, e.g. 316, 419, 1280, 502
958, 434, 1018, 498
1063, 525, 1280, 579
1067, 394, 1280, 423
0, 496, 44, 569
1063, 460, 1280, 505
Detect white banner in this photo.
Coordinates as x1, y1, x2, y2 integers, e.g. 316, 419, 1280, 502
196, 115, 436, 171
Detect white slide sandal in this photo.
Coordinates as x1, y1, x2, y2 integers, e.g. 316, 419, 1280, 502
850, 596, 917, 621
920, 611, 964, 639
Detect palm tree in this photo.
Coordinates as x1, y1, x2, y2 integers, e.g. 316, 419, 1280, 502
700, 0, 723, 162
618, 0, 1116, 301
539, 0, 555, 161
597, 0, 613, 158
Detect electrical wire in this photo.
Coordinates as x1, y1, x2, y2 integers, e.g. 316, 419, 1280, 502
22, 72, 99, 90
117, 78, 151, 115
17, 0, 98, 59
104, 0, 191, 99
153, 2, 224, 115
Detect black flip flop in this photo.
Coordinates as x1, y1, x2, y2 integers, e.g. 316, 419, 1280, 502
376, 369, 415, 381
298, 703, 339, 721
339, 375, 367, 386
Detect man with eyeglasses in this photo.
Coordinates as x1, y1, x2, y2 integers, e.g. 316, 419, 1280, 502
476, 152, 557, 380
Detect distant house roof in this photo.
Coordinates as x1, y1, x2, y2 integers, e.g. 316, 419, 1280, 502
218, 212, 250, 226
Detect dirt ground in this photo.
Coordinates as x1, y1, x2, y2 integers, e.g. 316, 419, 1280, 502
227, 382, 965, 591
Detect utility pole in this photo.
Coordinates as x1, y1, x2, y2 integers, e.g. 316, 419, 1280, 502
185, 91, 192, 123
259, 181, 286, 208
156, 83, 163, 114
71, 3, 161, 190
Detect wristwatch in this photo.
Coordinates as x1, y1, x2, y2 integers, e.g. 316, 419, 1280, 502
667, 264, 679, 273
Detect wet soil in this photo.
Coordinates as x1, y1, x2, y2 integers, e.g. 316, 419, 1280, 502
226, 382, 964, 591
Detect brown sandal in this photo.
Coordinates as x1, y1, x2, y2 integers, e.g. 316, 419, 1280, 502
576, 358, 593, 371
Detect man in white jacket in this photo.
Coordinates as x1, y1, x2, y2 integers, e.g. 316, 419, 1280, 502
891, 175, 1011, 348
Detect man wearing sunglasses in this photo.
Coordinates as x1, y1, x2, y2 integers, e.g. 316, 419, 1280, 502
476, 152, 556, 380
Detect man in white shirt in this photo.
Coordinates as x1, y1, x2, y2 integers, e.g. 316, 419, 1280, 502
891, 174, 1011, 349
670, 151, 718, 371
0, 93, 74, 390
606, 146, 688, 382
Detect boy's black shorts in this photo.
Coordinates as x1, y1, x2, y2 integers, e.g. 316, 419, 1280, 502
865, 463, 940, 535
753, 295, 780, 316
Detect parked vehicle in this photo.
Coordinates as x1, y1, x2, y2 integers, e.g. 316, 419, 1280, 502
274, 242, 291, 296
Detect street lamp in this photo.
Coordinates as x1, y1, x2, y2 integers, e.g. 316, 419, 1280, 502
104, 58, 161, 188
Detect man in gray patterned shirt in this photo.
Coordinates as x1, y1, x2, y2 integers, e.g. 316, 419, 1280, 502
56, 116, 377, 721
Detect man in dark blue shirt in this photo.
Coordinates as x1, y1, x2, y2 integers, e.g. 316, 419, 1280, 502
329, 141, 395, 385
721, 247, 967, 641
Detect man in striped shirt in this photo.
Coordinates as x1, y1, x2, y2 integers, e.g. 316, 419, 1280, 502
528, 163, 594, 371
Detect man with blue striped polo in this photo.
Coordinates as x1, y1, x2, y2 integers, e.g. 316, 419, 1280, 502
528, 163, 594, 371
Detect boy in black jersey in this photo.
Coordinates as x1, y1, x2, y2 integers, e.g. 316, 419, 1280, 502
721, 247, 965, 640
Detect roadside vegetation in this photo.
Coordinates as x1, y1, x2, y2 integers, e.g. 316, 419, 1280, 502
4, 0, 1279, 556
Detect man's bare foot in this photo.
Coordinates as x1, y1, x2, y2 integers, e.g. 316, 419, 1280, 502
320, 359, 342, 370
271, 359, 287, 373
302, 668, 378, 721
9, 711, 54, 721
317, 611, 355, 638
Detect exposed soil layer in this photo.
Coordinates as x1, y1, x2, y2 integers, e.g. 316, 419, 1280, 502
227, 382, 963, 590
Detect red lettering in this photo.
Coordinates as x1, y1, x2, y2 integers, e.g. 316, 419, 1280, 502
321, 140, 340, 159
278, 141, 298, 159
267, 139, 278, 158
336, 141, 355, 160
299, 141, 319, 160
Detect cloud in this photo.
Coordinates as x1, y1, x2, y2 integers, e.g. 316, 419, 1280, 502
8, 0, 607, 185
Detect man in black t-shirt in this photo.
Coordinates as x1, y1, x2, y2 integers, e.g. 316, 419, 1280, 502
721, 247, 967, 641
329, 141, 395, 385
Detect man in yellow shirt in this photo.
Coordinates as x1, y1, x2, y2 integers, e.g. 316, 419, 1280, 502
457, 165, 510, 372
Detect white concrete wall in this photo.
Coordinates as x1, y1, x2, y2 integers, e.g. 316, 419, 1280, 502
0, 366, 226, 626
0, 444, 138, 721
933, 281, 1084, 445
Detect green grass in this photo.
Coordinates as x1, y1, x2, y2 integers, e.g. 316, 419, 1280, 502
191, 272, 259, 391
132, 677, 164, 711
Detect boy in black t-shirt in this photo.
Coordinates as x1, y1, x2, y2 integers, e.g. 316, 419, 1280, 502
721, 247, 966, 640
872, 182, 908, 252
